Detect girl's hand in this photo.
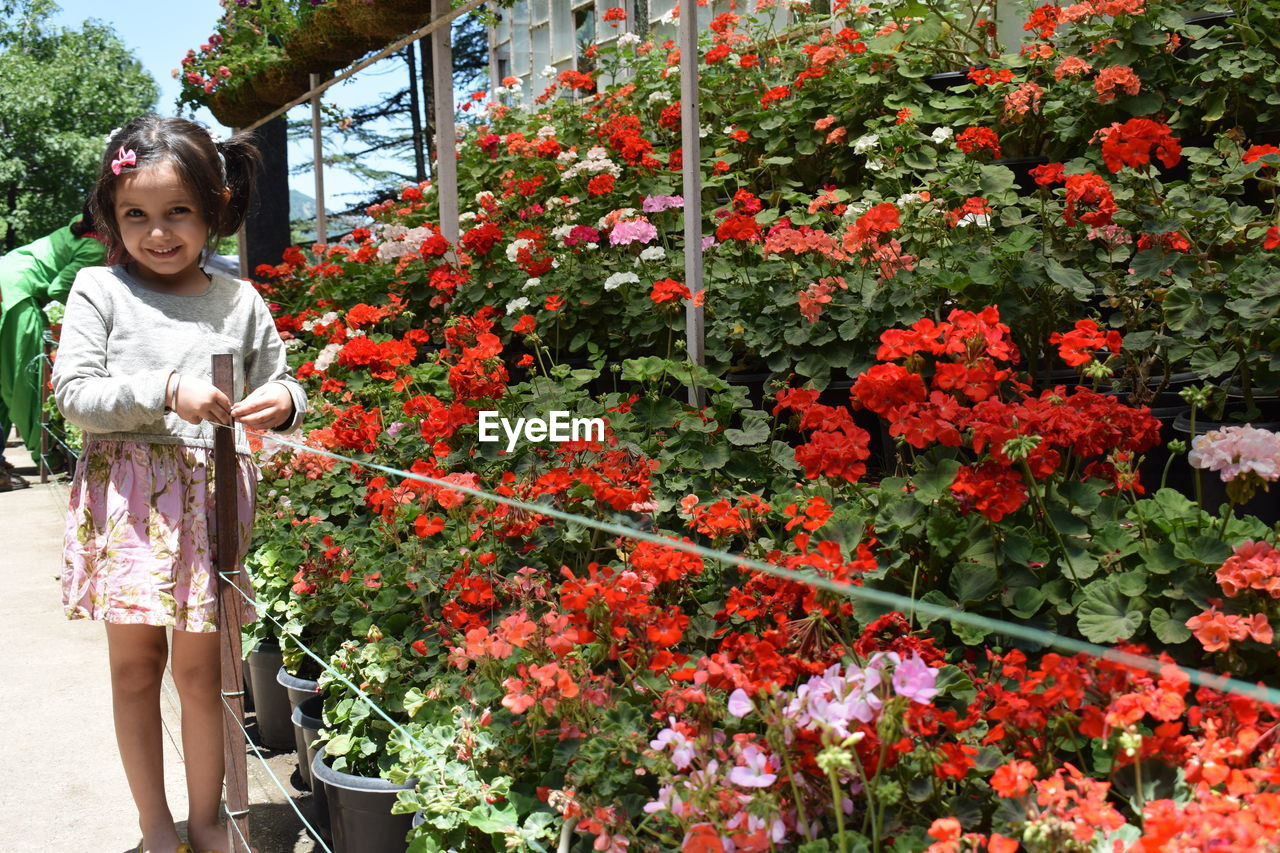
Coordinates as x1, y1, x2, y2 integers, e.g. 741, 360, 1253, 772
230, 382, 294, 430
172, 375, 232, 425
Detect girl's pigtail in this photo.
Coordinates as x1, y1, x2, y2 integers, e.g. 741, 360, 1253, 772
215, 132, 262, 237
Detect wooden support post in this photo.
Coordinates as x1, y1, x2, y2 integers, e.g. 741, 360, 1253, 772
39, 339, 50, 484
432, 0, 459, 243
212, 354, 253, 853
679, 0, 706, 407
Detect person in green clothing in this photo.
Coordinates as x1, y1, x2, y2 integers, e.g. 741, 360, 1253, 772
0, 204, 106, 489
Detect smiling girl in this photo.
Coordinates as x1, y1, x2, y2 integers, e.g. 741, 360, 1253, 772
52, 115, 307, 853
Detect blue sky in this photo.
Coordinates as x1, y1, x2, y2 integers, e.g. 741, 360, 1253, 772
51, 0, 422, 209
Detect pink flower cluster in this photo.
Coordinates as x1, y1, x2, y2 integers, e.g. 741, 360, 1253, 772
1188, 424, 1280, 483
642, 194, 685, 213
609, 218, 659, 246
783, 653, 939, 739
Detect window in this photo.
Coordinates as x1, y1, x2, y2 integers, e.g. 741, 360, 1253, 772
574, 5, 597, 73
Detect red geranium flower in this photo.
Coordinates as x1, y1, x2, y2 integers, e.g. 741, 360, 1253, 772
651, 278, 691, 304
1098, 118, 1181, 173
956, 126, 1002, 159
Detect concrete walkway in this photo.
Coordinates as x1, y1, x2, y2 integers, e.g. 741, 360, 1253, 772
0, 432, 320, 853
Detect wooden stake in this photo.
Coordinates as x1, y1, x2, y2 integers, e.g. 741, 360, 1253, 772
212, 353, 254, 853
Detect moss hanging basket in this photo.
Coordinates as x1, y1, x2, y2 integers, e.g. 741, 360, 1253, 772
283, 4, 373, 73
208, 79, 275, 128
336, 0, 430, 42
251, 59, 313, 106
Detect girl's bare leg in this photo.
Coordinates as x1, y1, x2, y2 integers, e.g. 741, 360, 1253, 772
171, 628, 226, 852
106, 623, 183, 853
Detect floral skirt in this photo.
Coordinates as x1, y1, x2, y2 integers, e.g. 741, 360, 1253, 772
62, 439, 259, 633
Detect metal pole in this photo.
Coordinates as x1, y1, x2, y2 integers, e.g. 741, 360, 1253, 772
309, 73, 327, 244
212, 353, 253, 853
432, 0, 459, 243
679, 0, 705, 407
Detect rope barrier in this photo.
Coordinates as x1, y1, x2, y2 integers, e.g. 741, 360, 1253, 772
220, 691, 335, 852
209, 419, 1280, 705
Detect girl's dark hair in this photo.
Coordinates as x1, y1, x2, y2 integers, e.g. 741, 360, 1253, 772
69, 200, 96, 238
91, 115, 261, 257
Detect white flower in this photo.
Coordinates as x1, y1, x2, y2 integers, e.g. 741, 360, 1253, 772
603, 271, 640, 291
556, 149, 579, 165
505, 238, 534, 262
523, 277, 542, 290
313, 342, 342, 372
505, 296, 531, 313
459, 211, 477, 223
865, 158, 886, 171
639, 246, 666, 262
659, 7, 678, 24
537, 124, 557, 138
853, 133, 878, 154
648, 90, 672, 105
551, 224, 575, 241
953, 213, 989, 228
540, 65, 558, 78
618, 32, 641, 47
930, 126, 954, 144
896, 192, 925, 206
475, 190, 496, 205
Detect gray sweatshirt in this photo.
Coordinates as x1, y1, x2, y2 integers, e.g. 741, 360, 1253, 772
53, 265, 307, 454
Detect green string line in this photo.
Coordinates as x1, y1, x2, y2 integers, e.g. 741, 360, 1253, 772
209, 420, 1280, 705
219, 691, 335, 853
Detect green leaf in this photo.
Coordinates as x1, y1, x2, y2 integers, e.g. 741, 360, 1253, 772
951, 561, 998, 604
1077, 576, 1145, 644
1173, 535, 1233, 566
1044, 257, 1093, 299
723, 414, 770, 446
1189, 347, 1240, 379
1149, 607, 1193, 644
325, 734, 353, 756
1009, 586, 1046, 618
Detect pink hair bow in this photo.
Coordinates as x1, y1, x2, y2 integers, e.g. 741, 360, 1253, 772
111, 147, 137, 175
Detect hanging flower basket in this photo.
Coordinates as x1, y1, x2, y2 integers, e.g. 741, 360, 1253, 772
208, 78, 275, 129
283, 4, 373, 72
251, 58, 313, 107
336, 0, 430, 42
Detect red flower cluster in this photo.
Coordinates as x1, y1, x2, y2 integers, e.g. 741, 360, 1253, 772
336, 336, 417, 381
956, 127, 1002, 159
1049, 318, 1123, 367
1061, 172, 1118, 226
1098, 118, 1182, 173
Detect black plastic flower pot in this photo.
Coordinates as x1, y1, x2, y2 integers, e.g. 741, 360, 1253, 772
278, 665, 322, 714
1174, 10, 1236, 61
247, 641, 294, 751
292, 694, 325, 794
1170, 410, 1280, 524
923, 70, 974, 92
992, 156, 1051, 196
312, 748, 415, 853
242, 658, 254, 713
